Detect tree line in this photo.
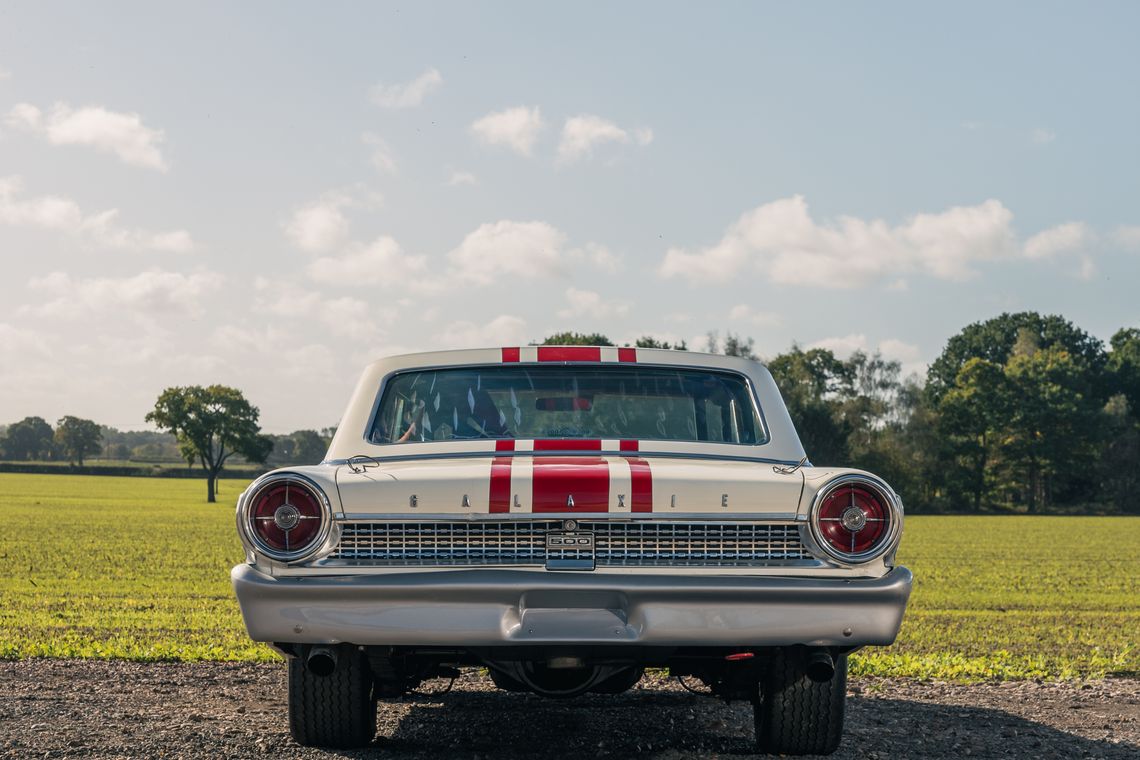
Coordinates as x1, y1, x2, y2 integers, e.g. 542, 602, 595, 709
545, 312, 1140, 515
3, 311, 1137, 511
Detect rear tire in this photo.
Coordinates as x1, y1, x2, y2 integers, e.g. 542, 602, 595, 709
754, 650, 847, 756
288, 649, 376, 749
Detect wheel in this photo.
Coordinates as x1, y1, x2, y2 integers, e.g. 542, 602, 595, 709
590, 666, 644, 694
754, 650, 847, 756
488, 667, 529, 692
288, 649, 376, 748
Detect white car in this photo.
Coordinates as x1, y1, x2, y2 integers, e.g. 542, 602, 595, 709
232, 346, 911, 755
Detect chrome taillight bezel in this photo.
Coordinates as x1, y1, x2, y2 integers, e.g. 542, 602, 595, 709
808, 473, 903, 565
237, 472, 333, 564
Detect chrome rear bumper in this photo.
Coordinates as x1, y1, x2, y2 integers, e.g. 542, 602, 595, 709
232, 564, 912, 648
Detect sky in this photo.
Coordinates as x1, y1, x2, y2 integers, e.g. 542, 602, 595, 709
1, 1, 1138, 433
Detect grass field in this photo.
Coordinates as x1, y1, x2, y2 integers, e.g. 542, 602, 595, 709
0, 473, 1136, 680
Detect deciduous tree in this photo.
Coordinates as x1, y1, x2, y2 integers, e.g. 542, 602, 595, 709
54, 416, 103, 466
146, 385, 273, 502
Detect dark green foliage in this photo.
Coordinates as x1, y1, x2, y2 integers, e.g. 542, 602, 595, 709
54, 416, 103, 467
540, 332, 615, 346
146, 385, 273, 502
1, 416, 56, 460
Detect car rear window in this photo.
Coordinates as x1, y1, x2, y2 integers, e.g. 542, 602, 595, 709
369, 364, 766, 445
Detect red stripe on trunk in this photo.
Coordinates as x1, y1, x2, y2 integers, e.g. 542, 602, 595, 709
617, 347, 637, 363
537, 346, 601, 362
489, 456, 512, 513
532, 457, 609, 512
627, 457, 653, 512
501, 347, 520, 362
534, 439, 602, 451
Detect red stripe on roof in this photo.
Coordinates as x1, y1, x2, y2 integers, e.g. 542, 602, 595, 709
532, 457, 609, 512
619, 439, 639, 452
537, 346, 602, 362
617, 347, 637, 363
495, 439, 516, 452
627, 457, 653, 512
533, 439, 602, 451
488, 456, 512, 513
501, 347, 520, 362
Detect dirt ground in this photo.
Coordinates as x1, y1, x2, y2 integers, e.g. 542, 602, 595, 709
0, 660, 1136, 759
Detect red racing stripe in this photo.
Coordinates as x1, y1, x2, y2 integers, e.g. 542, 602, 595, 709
534, 439, 602, 451
619, 439, 639, 452
537, 346, 602, 362
617, 347, 637, 363
532, 457, 609, 512
501, 347, 520, 362
627, 457, 652, 512
489, 457, 512, 513
495, 439, 516, 452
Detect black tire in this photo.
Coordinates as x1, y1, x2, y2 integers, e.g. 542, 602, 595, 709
590, 666, 644, 694
288, 649, 376, 749
488, 667, 529, 692
754, 650, 847, 756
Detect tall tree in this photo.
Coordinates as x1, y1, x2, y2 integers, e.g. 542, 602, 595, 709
936, 358, 1009, 511
54, 416, 103, 466
146, 385, 273, 502
767, 347, 854, 465
541, 332, 614, 346
926, 312, 1106, 403
1, 416, 56, 460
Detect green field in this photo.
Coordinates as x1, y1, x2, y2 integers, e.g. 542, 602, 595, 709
1, 473, 1136, 680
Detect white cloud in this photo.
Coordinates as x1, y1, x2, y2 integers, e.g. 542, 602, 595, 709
1077, 255, 1096, 281
6, 102, 168, 170
470, 106, 544, 156
446, 220, 566, 285
659, 195, 1031, 288
557, 287, 630, 320
728, 304, 782, 326
24, 270, 222, 319
1023, 221, 1091, 259
308, 235, 429, 287
0, 67, 11, 81
1112, 225, 1140, 249
369, 68, 442, 109
285, 196, 351, 253
809, 334, 925, 376
568, 242, 622, 273
442, 315, 529, 348
0, 175, 192, 252
362, 132, 397, 174
447, 170, 477, 187
556, 114, 653, 164
252, 277, 393, 337
1030, 127, 1057, 146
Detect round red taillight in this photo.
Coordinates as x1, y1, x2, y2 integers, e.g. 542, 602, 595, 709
242, 474, 330, 562
811, 477, 898, 562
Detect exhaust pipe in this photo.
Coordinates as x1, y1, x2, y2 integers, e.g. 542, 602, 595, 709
306, 646, 338, 677
805, 649, 835, 682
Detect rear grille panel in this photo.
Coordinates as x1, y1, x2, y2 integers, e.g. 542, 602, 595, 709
328, 520, 813, 567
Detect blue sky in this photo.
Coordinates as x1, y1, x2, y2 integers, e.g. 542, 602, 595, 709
1, 1, 1138, 431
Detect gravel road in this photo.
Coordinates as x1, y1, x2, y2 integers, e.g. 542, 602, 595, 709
0, 660, 1136, 759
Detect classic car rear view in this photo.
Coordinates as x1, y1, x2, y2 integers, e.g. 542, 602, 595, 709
231, 346, 912, 755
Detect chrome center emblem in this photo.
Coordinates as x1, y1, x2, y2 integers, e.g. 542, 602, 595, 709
563, 519, 578, 531
273, 503, 301, 530
841, 506, 867, 532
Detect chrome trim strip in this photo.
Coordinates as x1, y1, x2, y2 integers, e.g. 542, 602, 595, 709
335, 512, 802, 522
325, 450, 805, 467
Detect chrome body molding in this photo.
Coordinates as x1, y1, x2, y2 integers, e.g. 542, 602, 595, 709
231, 563, 913, 648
